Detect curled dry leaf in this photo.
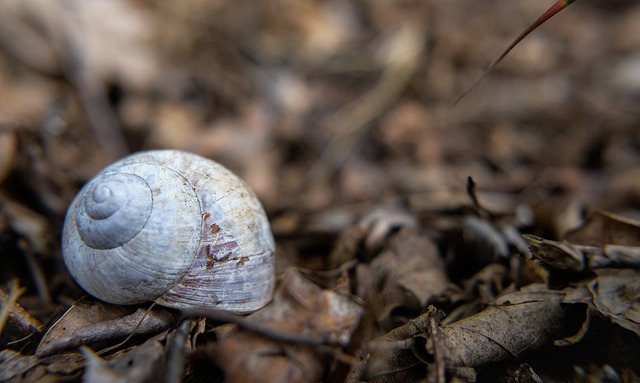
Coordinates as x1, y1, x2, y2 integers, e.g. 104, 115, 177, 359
433, 284, 567, 367
326, 202, 418, 269
362, 284, 568, 381
36, 300, 175, 356
357, 227, 450, 323
586, 269, 640, 337
462, 215, 510, 259
525, 210, 640, 270
360, 306, 442, 383
524, 235, 640, 271
357, 203, 419, 253
212, 268, 364, 383
523, 234, 586, 271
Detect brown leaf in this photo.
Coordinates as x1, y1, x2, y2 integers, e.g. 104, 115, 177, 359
0, 349, 39, 381
564, 210, 640, 247
36, 301, 175, 356
213, 269, 364, 383
81, 338, 166, 383
433, 284, 567, 367
365, 284, 568, 378
360, 306, 442, 383
587, 269, 640, 337
523, 234, 585, 271
357, 228, 449, 323
525, 232, 640, 271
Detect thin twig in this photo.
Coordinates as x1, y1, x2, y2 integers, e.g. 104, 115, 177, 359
164, 320, 197, 383
451, 0, 579, 107
181, 308, 341, 347
0, 280, 26, 336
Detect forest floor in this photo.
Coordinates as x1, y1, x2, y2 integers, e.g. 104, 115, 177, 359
0, 0, 639, 382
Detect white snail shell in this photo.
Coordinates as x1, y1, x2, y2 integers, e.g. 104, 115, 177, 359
62, 150, 275, 314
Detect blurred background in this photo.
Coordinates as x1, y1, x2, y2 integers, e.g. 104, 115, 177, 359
0, 0, 639, 267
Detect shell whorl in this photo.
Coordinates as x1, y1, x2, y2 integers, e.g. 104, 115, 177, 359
76, 173, 152, 249
63, 161, 203, 305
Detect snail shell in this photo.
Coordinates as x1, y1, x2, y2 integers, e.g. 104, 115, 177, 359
62, 150, 275, 313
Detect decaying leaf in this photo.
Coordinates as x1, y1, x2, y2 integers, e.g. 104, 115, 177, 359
359, 306, 441, 383
212, 268, 364, 383
462, 216, 510, 260
587, 269, 640, 337
523, 234, 586, 271
564, 210, 640, 247
362, 284, 568, 381
433, 284, 567, 367
0, 349, 39, 381
0, 0, 638, 381
81, 338, 166, 383
357, 203, 419, 253
357, 227, 451, 323
327, 202, 418, 268
525, 210, 640, 270
37, 300, 175, 356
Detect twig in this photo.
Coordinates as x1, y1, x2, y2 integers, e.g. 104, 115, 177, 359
451, 0, 579, 107
164, 320, 197, 383
0, 280, 27, 336
19, 239, 51, 305
181, 308, 340, 347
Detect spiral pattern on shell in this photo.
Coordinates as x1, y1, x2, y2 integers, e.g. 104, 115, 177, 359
62, 150, 275, 313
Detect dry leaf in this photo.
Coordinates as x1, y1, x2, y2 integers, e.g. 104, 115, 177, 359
0, 349, 39, 381
564, 210, 640, 247
357, 228, 450, 323
81, 338, 166, 383
523, 234, 585, 271
362, 284, 568, 381
213, 268, 364, 383
525, 231, 640, 271
37, 301, 175, 356
433, 284, 567, 367
587, 269, 640, 337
